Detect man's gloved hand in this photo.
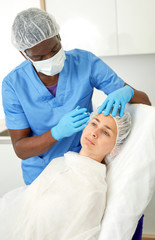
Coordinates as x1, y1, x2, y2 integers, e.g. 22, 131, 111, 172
97, 85, 134, 117
51, 106, 90, 141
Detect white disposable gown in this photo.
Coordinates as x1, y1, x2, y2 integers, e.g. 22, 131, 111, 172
0, 151, 107, 240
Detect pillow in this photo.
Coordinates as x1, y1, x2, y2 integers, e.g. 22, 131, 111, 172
98, 104, 155, 240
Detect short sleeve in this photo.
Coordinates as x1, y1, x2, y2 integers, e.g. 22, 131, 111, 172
2, 79, 30, 129
89, 52, 124, 95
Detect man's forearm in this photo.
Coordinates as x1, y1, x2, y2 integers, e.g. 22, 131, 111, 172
124, 83, 151, 105
9, 129, 57, 160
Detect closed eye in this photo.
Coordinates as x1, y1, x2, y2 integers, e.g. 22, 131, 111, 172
51, 43, 60, 52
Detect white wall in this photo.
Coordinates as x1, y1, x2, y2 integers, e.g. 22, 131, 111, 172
100, 53, 155, 105
103, 54, 155, 106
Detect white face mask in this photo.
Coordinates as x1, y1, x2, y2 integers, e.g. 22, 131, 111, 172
29, 48, 66, 76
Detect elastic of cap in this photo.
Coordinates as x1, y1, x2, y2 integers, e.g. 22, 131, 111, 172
112, 116, 119, 148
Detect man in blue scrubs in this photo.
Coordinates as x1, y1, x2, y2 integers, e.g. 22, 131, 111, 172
2, 8, 151, 184
2, 8, 150, 240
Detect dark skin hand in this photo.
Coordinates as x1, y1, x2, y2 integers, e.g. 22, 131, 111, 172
9, 36, 151, 160
9, 128, 58, 160
124, 83, 151, 106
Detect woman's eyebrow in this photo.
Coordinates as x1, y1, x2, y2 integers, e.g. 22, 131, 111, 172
93, 117, 100, 123
103, 124, 112, 131
93, 117, 112, 131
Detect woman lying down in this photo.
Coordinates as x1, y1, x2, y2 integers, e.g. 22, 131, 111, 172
0, 111, 131, 240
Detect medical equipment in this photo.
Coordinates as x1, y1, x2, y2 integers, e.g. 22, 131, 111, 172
11, 8, 60, 52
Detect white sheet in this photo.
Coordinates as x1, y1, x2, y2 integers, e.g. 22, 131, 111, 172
0, 152, 107, 240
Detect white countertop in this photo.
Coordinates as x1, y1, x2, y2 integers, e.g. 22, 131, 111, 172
0, 119, 10, 142
0, 119, 7, 133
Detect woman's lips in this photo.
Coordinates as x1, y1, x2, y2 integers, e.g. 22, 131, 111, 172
85, 137, 95, 145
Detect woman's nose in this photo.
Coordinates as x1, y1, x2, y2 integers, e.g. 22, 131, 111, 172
91, 130, 98, 138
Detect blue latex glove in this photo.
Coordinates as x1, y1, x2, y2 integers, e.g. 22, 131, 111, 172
51, 106, 90, 141
97, 85, 134, 117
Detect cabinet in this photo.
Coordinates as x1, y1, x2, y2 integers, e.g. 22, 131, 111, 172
45, 0, 155, 56
46, 0, 118, 56
117, 0, 155, 55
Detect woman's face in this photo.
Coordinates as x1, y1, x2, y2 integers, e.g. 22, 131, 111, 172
80, 113, 117, 163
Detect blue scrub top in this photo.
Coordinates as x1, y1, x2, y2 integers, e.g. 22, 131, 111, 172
2, 49, 124, 184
